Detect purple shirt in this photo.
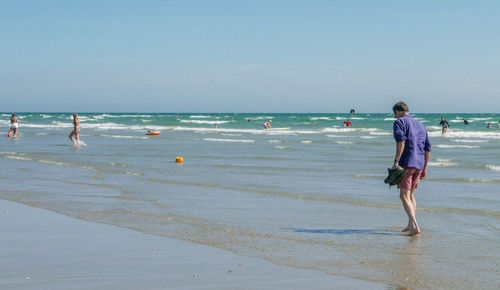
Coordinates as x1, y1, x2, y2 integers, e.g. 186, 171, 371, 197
393, 114, 431, 170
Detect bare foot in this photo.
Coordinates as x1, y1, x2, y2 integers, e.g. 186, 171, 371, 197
408, 228, 420, 236
402, 225, 411, 232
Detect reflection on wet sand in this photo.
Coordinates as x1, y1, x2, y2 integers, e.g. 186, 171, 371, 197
393, 236, 423, 289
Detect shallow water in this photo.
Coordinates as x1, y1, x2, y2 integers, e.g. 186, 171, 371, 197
1, 112, 499, 289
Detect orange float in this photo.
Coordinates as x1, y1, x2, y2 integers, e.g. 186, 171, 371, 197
145, 131, 161, 135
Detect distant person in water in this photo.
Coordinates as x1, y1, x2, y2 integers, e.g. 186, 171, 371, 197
392, 101, 431, 236
7, 113, 19, 137
248, 118, 252, 123
350, 109, 355, 116
263, 120, 272, 129
463, 119, 469, 125
69, 113, 80, 145
487, 123, 491, 129
344, 119, 352, 127
439, 117, 450, 134
214, 123, 218, 128
498, 121, 500, 128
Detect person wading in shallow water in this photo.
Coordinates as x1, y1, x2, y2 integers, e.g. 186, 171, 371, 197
392, 101, 431, 236
7, 113, 19, 137
439, 117, 450, 134
69, 113, 80, 145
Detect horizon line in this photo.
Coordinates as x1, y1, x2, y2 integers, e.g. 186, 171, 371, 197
2, 112, 499, 114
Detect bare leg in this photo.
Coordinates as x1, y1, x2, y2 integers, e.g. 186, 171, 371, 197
7, 129, 13, 137
400, 189, 420, 236
402, 189, 417, 231
69, 130, 76, 145
13, 128, 18, 137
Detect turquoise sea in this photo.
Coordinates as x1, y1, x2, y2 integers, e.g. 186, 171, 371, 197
1, 112, 499, 289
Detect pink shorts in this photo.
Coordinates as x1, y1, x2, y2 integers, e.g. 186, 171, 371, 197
397, 167, 422, 190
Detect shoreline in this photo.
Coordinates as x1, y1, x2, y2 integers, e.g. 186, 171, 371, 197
0, 199, 386, 289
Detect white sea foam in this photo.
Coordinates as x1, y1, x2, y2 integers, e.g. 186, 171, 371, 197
485, 164, 500, 171
125, 171, 142, 176
325, 135, 343, 138
3, 153, 96, 170
384, 118, 395, 121
429, 159, 458, 167
189, 115, 212, 119
21, 122, 74, 129
310, 117, 332, 121
359, 128, 382, 133
334, 141, 354, 144
180, 120, 231, 124
434, 144, 480, 149
82, 122, 133, 130
274, 146, 286, 149
450, 139, 488, 143
426, 126, 442, 131
470, 117, 494, 121
268, 140, 283, 143
253, 116, 274, 120
360, 136, 376, 139
429, 130, 500, 139
4, 155, 33, 161
323, 128, 356, 133
221, 133, 242, 136
301, 140, 313, 144
369, 132, 391, 136
100, 114, 153, 118
202, 138, 256, 143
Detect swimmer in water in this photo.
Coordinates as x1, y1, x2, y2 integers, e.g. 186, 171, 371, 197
439, 117, 450, 134
463, 119, 469, 125
263, 120, 272, 129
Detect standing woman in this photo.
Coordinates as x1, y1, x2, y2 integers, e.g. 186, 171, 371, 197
7, 113, 19, 137
69, 113, 80, 145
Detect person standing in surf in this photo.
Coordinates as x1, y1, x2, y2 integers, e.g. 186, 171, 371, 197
439, 117, 450, 134
69, 113, 80, 145
7, 113, 19, 137
392, 101, 431, 236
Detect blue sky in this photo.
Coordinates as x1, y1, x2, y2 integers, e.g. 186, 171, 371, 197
1, 0, 498, 112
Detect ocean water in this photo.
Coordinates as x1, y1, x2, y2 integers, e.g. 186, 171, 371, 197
1, 112, 499, 289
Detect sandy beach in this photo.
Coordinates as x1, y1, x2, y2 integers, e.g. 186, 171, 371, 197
0, 199, 385, 289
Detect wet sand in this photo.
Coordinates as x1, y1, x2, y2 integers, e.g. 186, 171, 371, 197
0, 199, 385, 289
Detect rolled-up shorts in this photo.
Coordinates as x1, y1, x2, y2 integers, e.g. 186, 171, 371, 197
397, 167, 422, 190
